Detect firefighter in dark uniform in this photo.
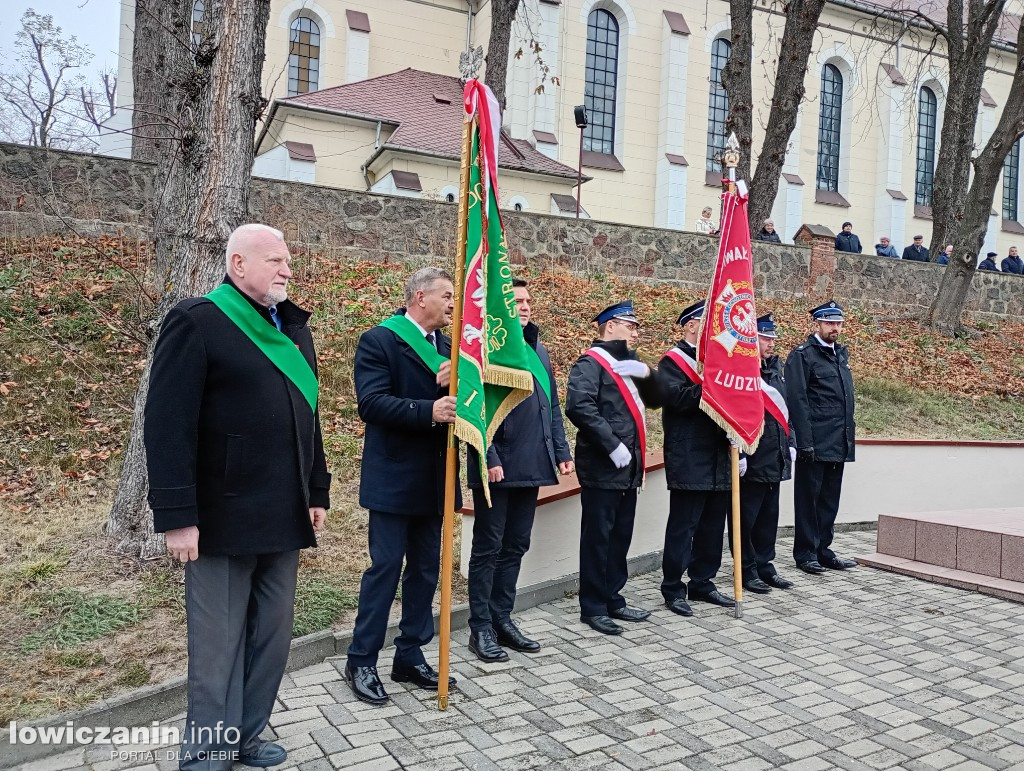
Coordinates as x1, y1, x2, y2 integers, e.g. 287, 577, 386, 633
784, 300, 857, 574
565, 301, 660, 636
737, 313, 795, 592
658, 300, 736, 616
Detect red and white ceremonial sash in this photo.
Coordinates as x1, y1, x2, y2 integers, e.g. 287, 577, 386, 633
664, 346, 701, 385
664, 347, 789, 436
760, 379, 790, 436
585, 347, 647, 464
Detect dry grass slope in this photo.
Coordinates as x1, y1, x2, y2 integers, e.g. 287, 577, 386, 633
1, 236, 1023, 722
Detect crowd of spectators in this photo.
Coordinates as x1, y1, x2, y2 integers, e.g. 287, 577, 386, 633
832, 221, 1021, 273
694, 207, 1021, 275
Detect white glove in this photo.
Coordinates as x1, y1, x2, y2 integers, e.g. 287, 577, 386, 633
790, 447, 797, 464
738, 457, 748, 476
609, 442, 632, 469
611, 359, 650, 379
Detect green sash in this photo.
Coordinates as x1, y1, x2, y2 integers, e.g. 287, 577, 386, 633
523, 345, 551, 405
380, 314, 448, 373
205, 283, 318, 412
381, 314, 552, 405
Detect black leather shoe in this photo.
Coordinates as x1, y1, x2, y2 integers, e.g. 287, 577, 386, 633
239, 741, 287, 768
664, 598, 693, 617
391, 662, 456, 690
797, 561, 827, 574
609, 605, 651, 622
495, 620, 540, 652
469, 627, 510, 662
580, 614, 623, 635
762, 574, 794, 589
821, 556, 857, 570
689, 589, 736, 607
344, 664, 389, 705
743, 578, 772, 594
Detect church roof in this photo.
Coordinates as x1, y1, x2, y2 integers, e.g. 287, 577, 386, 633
277, 68, 586, 182
835, 0, 1020, 48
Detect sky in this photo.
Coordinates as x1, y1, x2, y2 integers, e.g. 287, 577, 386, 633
1, 0, 123, 74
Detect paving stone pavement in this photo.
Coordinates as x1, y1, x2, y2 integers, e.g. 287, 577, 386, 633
15, 532, 1024, 771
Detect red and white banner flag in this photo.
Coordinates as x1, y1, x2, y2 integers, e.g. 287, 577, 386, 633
697, 183, 765, 453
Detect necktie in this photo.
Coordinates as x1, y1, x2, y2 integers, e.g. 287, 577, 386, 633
269, 306, 282, 332
426, 332, 436, 350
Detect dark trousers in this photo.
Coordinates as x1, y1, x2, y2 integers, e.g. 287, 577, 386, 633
180, 550, 299, 771
793, 461, 846, 564
661, 489, 729, 598
738, 481, 781, 581
468, 486, 539, 631
347, 510, 441, 668
579, 487, 637, 617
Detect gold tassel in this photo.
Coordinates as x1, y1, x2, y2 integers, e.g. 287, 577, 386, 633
699, 401, 763, 455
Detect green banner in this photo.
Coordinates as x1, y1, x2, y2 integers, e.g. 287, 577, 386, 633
454, 125, 534, 503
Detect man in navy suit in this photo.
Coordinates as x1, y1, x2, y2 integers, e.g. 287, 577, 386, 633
345, 267, 459, 705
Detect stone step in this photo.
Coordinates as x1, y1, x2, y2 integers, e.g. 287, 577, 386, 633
875, 508, 1024, 582
857, 551, 1024, 604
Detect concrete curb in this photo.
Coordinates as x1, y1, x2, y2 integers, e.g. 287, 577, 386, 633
0, 523, 876, 768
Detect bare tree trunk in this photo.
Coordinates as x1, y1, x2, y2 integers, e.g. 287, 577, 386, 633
929, 22, 1024, 335
746, 0, 827, 234
484, 0, 520, 111
926, 0, 1005, 258
722, 0, 753, 184
131, 0, 192, 164
109, 0, 272, 559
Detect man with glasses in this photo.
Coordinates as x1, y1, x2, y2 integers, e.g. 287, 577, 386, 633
565, 301, 659, 636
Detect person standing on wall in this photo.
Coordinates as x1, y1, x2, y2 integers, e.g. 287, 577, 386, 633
658, 301, 737, 617
565, 301, 660, 636
785, 301, 857, 575
345, 267, 459, 705
466, 279, 574, 662
737, 313, 795, 593
145, 223, 331, 770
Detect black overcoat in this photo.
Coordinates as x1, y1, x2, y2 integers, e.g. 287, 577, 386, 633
565, 339, 659, 491
354, 310, 460, 516
659, 341, 731, 491
468, 322, 572, 488
144, 278, 331, 556
784, 335, 856, 463
743, 355, 794, 484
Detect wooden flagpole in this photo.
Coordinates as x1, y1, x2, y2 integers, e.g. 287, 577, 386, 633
438, 112, 474, 711
730, 447, 743, 619
724, 135, 744, 620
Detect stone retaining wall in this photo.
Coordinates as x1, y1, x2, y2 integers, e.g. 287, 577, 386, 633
2, 142, 1021, 319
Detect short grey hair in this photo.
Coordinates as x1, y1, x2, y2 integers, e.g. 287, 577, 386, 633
404, 267, 453, 305
224, 223, 285, 270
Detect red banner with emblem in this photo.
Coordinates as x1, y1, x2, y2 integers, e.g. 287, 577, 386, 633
696, 183, 764, 453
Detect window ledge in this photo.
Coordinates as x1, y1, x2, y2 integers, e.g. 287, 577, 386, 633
814, 189, 850, 208
581, 151, 624, 172
914, 205, 933, 220
705, 170, 722, 187
1002, 219, 1024, 235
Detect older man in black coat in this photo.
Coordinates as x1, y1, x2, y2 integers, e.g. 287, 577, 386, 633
658, 301, 736, 616
785, 301, 857, 575
737, 314, 795, 593
465, 279, 574, 662
345, 267, 460, 705
145, 223, 330, 770
565, 301, 660, 636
